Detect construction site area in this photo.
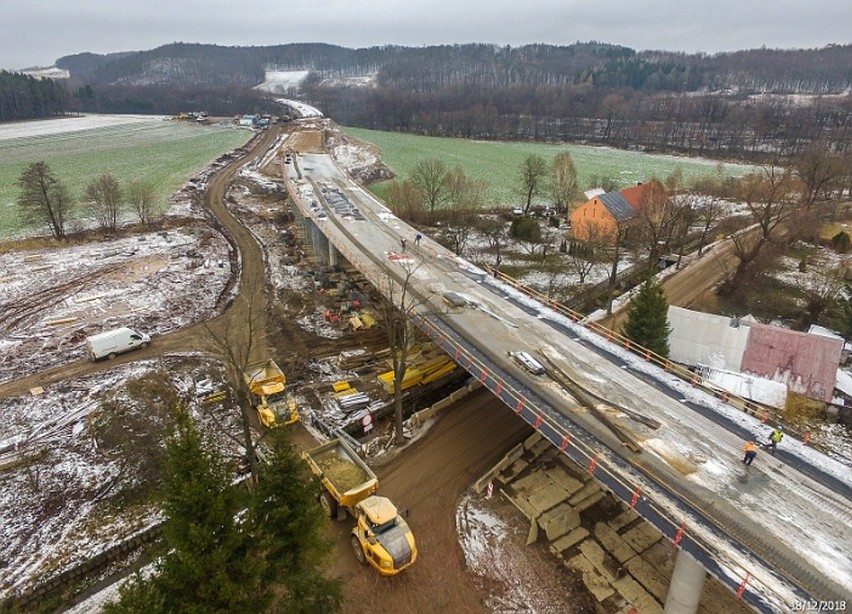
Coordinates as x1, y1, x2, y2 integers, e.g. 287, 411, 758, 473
1, 116, 844, 614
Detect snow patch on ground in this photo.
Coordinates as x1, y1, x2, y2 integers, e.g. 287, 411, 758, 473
457, 493, 581, 614
0, 227, 231, 383
0, 114, 169, 141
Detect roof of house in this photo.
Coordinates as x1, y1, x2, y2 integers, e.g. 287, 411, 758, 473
597, 192, 636, 221
620, 180, 663, 211
667, 305, 751, 372
740, 322, 843, 402
668, 305, 844, 402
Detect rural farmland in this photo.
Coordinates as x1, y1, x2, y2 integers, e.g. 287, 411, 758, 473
342, 126, 754, 207
0, 115, 251, 237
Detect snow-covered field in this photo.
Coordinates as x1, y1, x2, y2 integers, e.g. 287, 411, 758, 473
0, 226, 232, 383
254, 70, 310, 93
0, 357, 242, 599
255, 69, 377, 93
0, 114, 169, 142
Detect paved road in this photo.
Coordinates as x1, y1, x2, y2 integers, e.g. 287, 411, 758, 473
286, 147, 852, 611
599, 231, 748, 331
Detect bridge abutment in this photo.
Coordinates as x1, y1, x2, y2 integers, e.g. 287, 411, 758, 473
663, 550, 707, 614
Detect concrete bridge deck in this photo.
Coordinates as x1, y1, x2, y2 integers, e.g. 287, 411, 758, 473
281, 145, 852, 613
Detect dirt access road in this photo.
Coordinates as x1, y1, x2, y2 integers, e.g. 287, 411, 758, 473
293, 388, 592, 614
600, 232, 745, 331
0, 127, 280, 401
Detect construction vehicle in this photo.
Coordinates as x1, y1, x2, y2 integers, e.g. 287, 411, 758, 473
243, 359, 298, 427
302, 438, 417, 575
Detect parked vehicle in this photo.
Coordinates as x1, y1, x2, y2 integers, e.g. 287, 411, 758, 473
511, 350, 545, 375
243, 359, 299, 427
302, 438, 417, 575
85, 327, 150, 360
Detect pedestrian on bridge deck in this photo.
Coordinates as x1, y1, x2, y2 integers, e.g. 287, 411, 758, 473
742, 441, 758, 466
400, 238, 406, 252
415, 233, 422, 245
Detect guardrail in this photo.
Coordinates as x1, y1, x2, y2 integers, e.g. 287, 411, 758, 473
484, 266, 821, 451
411, 310, 820, 612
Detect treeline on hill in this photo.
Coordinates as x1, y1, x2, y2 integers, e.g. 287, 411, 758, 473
305, 79, 852, 159
5, 42, 852, 159
55, 42, 852, 94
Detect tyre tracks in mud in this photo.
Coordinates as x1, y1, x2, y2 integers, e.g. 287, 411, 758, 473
0, 127, 282, 401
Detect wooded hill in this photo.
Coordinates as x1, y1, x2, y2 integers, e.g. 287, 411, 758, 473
56, 42, 852, 94
4, 42, 851, 161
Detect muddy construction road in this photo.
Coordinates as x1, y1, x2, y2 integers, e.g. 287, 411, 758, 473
290, 388, 592, 614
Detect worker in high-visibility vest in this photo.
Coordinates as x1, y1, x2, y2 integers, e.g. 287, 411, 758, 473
742, 441, 758, 466
766, 426, 784, 453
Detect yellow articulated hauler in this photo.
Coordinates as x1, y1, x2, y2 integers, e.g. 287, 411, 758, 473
302, 438, 417, 575
243, 359, 299, 427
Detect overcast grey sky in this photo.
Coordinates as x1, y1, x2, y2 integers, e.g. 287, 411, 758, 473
2, 0, 850, 70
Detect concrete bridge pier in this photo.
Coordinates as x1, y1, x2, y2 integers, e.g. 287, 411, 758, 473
663, 550, 707, 614
308, 219, 328, 264
328, 241, 339, 267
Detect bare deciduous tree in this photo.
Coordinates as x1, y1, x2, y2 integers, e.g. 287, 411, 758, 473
16, 161, 74, 239
410, 158, 448, 223
634, 178, 676, 271
722, 164, 801, 294
605, 220, 632, 315
438, 166, 484, 256
518, 154, 548, 215
385, 179, 423, 222
795, 256, 843, 330
567, 226, 606, 286
374, 258, 427, 446
202, 278, 267, 483
552, 151, 579, 213
690, 175, 727, 256
794, 143, 846, 210
126, 180, 158, 226
85, 173, 123, 232
475, 215, 508, 269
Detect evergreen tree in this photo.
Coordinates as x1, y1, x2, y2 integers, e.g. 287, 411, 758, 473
152, 407, 266, 613
105, 408, 341, 614
249, 427, 342, 613
834, 281, 852, 341
623, 278, 671, 358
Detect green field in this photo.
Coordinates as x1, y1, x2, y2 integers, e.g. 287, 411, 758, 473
342, 127, 753, 207
0, 119, 251, 237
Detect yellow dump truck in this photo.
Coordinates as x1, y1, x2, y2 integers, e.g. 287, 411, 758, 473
243, 359, 299, 427
302, 438, 417, 575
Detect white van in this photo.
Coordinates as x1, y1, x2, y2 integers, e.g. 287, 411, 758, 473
511, 351, 545, 375
86, 327, 151, 361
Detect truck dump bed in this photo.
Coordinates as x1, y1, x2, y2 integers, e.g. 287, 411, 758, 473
244, 359, 286, 392
302, 438, 378, 509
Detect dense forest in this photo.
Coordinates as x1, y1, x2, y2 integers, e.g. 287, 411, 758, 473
54, 42, 852, 95
4, 41, 852, 160
0, 71, 69, 122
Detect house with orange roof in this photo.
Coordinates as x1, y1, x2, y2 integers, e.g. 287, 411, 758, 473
570, 180, 664, 244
